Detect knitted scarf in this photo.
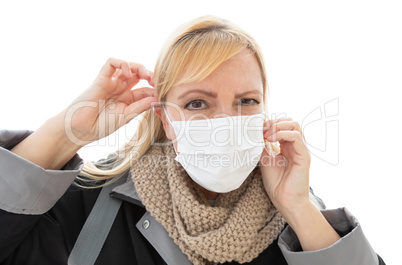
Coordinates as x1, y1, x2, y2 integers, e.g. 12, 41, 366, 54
131, 143, 286, 264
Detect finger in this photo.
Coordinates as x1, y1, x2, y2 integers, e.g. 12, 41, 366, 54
121, 61, 133, 79
266, 130, 301, 142
123, 96, 159, 123
131, 87, 157, 102
112, 69, 122, 79
265, 131, 308, 156
263, 118, 293, 133
112, 68, 133, 81
128, 62, 153, 86
265, 120, 302, 137
99, 57, 132, 78
148, 71, 155, 87
114, 69, 153, 91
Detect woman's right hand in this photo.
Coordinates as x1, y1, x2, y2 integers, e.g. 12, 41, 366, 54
63, 58, 158, 145
10, 58, 157, 170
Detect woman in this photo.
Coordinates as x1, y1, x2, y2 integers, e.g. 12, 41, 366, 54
0, 16, 384, 264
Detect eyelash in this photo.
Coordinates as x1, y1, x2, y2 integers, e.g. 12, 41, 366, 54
184, 98, 260, 110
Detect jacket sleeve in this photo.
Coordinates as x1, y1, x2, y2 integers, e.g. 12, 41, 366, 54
278, 206, 385, 265
0, 130, 83, 215
0, 130, 83, 262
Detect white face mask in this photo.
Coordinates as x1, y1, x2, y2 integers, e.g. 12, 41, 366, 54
163, 107, 266, 193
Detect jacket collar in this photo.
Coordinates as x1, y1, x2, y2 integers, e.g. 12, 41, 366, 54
110, 170, 144, 208
108, 156, 193, 265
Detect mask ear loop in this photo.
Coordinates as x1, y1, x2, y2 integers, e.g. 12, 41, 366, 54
161, 105, 179, 156
262, 112, 271, 156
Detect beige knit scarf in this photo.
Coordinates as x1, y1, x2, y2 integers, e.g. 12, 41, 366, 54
131, 143, 286, 265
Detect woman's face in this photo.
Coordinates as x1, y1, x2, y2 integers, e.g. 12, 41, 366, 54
158, 48, 265, 142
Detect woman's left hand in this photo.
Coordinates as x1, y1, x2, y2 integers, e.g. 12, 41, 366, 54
259, 118, 311, 219
259, 118, 342, 251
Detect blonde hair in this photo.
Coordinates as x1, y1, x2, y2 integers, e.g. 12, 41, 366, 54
79, 15, 278, 186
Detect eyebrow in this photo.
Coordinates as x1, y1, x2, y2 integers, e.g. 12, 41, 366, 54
234, 89, 262, 98
178, 89, 217, 99
178, 89, 262, 100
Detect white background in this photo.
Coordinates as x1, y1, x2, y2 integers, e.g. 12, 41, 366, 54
1, 0, 400, 263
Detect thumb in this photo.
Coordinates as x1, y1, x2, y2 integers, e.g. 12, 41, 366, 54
260, 148, 287, 170
123, 96, 158, 124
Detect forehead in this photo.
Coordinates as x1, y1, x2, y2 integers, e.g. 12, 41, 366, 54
168, 50, 263, 99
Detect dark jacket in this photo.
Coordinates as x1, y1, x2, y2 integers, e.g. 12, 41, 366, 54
0, 130, 385, 265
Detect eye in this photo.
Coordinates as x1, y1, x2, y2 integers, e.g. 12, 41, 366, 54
184, 99, 208, 110
239, 98, 260, 105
